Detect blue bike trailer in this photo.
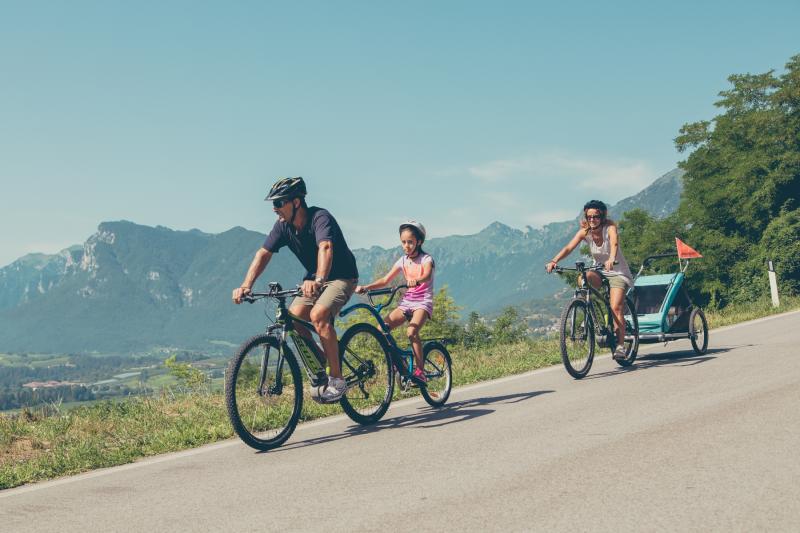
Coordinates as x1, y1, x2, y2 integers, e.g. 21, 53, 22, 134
631, 253, 698, 343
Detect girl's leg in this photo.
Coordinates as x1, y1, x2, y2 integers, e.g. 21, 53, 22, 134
384, 308, 406, 331
609, 287, 626, 346
407, 309, 429, 371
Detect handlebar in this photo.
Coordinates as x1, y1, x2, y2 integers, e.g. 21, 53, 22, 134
365, 284, 408, 308
552, 262, 605, 274
241, 282, 302, 303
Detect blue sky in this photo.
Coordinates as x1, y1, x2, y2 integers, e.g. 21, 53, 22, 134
1, 1, 798, 267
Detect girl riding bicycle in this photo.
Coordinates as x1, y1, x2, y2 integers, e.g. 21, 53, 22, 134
545, 200, 634, 361
356, 221, 434, 383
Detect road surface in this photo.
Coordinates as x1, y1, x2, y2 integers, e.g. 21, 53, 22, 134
2, 311, 799, 531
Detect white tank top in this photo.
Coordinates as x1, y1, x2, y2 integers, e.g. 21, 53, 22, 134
583, 224, 633, 287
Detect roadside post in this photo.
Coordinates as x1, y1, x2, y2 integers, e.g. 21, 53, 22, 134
768, 260, 780, 308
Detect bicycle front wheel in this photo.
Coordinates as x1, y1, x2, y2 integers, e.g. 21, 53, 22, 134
225, 334, 302, 451
339, 323, 394, 425
420, 341, 452, 407
560, 298, 595, 379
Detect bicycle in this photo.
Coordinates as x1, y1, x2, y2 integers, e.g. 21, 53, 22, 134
338, 284, 453, 416
225, 282, 394, 451
554, 262, 640, 379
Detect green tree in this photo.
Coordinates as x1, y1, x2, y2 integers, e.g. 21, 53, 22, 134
618, 54, 800, 307
463, 311, 492, 347
420, 285, 464, 341
491, 306, 528, 344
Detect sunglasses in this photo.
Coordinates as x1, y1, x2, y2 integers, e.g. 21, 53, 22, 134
272, 198, 291, 208
585, 214, 604, 220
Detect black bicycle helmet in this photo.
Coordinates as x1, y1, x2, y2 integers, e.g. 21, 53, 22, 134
583, 199, 607, 214
399, 220, 426, 243
265, 177, 307, 201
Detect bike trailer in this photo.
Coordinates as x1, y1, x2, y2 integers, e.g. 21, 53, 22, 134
631, 242, 704, 345
633, 271, 693, 340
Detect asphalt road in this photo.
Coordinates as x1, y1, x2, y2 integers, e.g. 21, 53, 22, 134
2, 310, 799, 532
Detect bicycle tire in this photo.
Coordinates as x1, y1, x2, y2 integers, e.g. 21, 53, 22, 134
560, 298, 595, 379
225, 334, 303, 451
420, 341, 452, 407
689, 307, 709, 355
615, 296, 640, 367
338, 323, 394, 425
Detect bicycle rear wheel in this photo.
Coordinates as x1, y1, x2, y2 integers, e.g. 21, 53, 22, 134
339, 323, 394, 425
560, 298, 595, 379
420, 341, 452, 407
225, 334, 302, 451
614, 296, 640, 367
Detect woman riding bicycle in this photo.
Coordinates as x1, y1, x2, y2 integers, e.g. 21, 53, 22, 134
545, 200, 633, 361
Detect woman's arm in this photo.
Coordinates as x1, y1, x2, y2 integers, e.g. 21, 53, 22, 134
545, 229, 585, 272
605, 224, 619, 271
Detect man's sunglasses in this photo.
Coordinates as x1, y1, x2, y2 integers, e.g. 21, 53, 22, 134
272, 198, 292, 208
585, 214, 604, 220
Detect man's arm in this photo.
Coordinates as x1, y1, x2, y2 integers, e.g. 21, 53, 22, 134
303, 240, 332, 297
233, 248, 273, 304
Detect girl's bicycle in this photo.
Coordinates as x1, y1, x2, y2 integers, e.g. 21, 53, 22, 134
339, 284, 453, 415
554, 262, 640, 379
225, 282, 451, 451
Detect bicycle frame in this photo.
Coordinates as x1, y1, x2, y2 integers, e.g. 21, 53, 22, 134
559, 262, 625, 347
340, 293, 416, 375
339, 285, 444, 381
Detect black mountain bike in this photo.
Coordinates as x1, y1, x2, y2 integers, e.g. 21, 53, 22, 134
225, 282, 393, 451
554, 262, 640, 379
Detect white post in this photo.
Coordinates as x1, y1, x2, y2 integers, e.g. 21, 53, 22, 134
768, 260, 780, 308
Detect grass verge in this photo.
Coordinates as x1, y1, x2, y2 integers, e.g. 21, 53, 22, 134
2, 297, 799, 490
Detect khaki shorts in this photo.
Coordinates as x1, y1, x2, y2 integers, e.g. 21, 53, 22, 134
606, 275, 631, 290
291, 278, 357, 317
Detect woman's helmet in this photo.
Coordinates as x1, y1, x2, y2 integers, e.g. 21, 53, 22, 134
265, 177, 307, 201
399, 220, 426, 243
583, 199, 607, 215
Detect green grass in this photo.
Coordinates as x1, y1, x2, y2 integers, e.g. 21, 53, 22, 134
705, 296, 800, 329
2, 298, 798, 490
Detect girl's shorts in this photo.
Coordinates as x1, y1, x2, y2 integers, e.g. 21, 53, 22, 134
397, 301, 432, 321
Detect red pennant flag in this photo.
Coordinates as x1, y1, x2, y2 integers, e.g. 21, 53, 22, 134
675, 237, 702, 259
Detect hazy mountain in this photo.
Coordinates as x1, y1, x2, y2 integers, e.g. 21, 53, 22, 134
0, 169, 683, 354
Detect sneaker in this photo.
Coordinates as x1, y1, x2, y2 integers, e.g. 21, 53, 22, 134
320, 377, 347, 403
613, 346, 627, 361
412, 368, 427, 384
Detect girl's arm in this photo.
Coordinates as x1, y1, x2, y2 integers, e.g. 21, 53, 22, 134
356, 264, 402, 293
546, 229, 586, 272
407, 261, 433, 287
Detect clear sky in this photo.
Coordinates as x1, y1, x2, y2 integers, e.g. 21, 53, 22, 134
1, 1, 798, 267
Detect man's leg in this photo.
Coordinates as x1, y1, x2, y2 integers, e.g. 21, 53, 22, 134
310, 304, 339, 377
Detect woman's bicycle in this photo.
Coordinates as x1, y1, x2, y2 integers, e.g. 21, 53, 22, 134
339, 285, 453, 415
554, 262, 639, 379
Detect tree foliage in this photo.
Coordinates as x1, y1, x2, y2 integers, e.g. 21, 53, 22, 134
623, 54, 800, 307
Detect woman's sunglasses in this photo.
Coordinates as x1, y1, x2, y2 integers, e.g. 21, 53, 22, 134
585, 214, 604, 220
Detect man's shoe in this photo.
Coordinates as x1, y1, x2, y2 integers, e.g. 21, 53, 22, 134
320, 377, 347, 403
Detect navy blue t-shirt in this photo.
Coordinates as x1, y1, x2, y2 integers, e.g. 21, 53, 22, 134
262, 207, 359, 281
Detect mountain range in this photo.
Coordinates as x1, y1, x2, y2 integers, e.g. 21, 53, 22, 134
0, 169, 683, 354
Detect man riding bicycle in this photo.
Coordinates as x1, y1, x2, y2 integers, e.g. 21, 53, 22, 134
232, 177, 359, 402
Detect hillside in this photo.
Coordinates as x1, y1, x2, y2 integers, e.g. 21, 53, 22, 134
0, 169, 683, 353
